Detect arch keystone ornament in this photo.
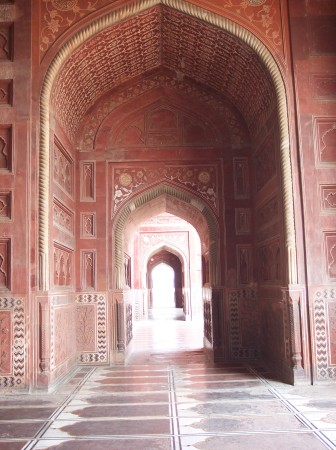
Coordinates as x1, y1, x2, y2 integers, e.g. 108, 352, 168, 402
38, 0, 297, 290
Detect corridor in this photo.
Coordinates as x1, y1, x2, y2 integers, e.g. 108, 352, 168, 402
1, 312, 336, 450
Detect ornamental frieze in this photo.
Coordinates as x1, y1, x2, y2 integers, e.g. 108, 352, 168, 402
112, 165, 218, 214
40, 0, 283, 59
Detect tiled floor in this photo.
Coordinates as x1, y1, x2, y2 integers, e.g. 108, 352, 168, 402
1, 308, 336, 449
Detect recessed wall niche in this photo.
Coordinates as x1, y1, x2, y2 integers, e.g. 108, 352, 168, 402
0, 238, 11, 291
0, 125, 12, 172
0, 190, 12, 220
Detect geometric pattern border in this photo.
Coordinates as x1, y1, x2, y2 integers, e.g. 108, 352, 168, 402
228, 288, 260, 359
313, 288, 336, 380
0, 297, 25, 388
76, 293, 108, 364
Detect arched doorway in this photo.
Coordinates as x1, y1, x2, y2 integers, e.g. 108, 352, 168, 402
34, 1, 312, 390
147, 253, 182, 313
150, 263, 176, 313
111, 184, 218, 363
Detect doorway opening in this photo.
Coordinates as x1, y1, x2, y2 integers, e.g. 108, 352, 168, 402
150, 263, 179, 319
126, 211, 205, 362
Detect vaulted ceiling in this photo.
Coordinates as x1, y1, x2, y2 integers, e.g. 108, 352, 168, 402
52, 5, 276, 144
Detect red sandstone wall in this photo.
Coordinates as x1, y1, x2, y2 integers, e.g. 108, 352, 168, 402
1, 0, 334, 390
0, 0, 31, 390
289, 0, 336, 381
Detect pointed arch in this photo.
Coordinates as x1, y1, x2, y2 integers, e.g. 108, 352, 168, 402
112, 182, 219, 289
38, 0, 296, 289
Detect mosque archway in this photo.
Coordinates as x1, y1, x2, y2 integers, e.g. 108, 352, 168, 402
34, 0, 312, 389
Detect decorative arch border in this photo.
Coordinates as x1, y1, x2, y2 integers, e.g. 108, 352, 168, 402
39, 0, 296, 289
112, 183, 219, 289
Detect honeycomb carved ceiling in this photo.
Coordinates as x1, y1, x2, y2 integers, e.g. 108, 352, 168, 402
52, 5, 275, 143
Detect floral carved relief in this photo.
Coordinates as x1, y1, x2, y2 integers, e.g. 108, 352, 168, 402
113, 165, 217, 214
40, 0, 283, 59
222, 0, 282, 48
76, 304, 96, 352
40, 0, 104, 53
53, 305, 76, 367
76, 294, 108, 364
52, 7, 273, 144
53, 138, 74, 197
0, 310, 11, 375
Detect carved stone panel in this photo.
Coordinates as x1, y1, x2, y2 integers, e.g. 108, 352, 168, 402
0, 23, 13, 61
53, 138, 74, 197
321, 185, 336, 212
324, 233, 336, 280
81, 250, 96, 290
0, 310, 11, 375
257, 239, 282, 283
53, 197, 74, 235
53, 242, 73, 288
80, 162, 95, 201
112, 164, 218, 213
76, 293, 108, 364
237, 245, 252, 286
233, 157, 250, 199
0, 238, 10, 291
53, 306, 75, 368
0, 79, 12, 105
0, 125, 12, 172
76, 304, 96, 353
314, 117, 336, 165
0, 191, 11, 221
235, 208, 251, 235
80, 212, 96, 238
